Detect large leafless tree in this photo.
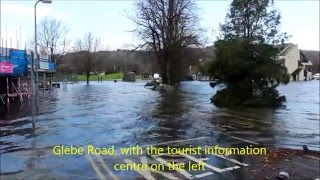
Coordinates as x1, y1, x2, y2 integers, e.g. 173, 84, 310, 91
132, 0, 202, 85
73, 32, 100, 85
38, 17, 69, 63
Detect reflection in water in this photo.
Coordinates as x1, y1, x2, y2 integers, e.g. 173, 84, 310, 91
150, 87, 189, 141
0, 80, 319, 178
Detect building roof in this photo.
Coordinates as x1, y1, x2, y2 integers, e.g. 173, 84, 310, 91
277, 43, 294, 56
300, 51, 313, 65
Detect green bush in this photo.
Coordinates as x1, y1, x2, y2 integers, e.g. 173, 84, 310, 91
211, 86, 286, 108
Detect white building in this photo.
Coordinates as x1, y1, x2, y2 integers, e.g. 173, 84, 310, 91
276, 43, 313, 81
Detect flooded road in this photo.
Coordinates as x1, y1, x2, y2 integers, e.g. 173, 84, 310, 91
0, 80, 319, 179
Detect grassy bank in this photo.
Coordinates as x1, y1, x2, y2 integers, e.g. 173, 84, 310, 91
77, 72, 142, 81
53, 72, 142, 82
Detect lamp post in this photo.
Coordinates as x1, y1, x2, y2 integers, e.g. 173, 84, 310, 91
34, 0, 52, 99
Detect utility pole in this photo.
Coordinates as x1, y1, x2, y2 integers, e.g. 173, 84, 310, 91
34, 0, 52, 100
35, 1, 39, 100
30, 51, 35, 127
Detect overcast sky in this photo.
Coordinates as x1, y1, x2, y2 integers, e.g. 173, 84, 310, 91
0, 0, 319, 51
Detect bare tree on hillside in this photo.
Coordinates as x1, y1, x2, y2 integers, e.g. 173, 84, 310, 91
73, 32, 100, 85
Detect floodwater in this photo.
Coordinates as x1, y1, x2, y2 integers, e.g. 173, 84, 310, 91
0, 80, 319, 179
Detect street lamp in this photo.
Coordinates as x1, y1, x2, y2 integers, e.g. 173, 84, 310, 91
33, 0, 52, 99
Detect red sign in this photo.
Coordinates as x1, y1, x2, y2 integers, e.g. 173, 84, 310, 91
0, 62, 13, 73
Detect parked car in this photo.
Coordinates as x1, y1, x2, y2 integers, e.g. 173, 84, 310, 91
313, 73, 320, 80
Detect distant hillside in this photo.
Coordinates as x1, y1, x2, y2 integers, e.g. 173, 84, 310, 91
57, 49, 156, 75
57, 46, 318, 76
301, 50, 320, 73
57, 47, 207, 75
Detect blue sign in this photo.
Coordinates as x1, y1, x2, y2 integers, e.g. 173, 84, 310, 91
0, 49, 55, 76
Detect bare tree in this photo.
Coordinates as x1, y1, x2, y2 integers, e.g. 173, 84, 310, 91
131, 0, 202, 85
38, 16, 69, 63
73, 32, 100, 85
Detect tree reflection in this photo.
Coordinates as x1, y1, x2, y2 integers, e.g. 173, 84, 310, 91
150, 87, 190, 140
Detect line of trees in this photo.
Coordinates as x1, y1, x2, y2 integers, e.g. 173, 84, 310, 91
37, 17, 102, 85
36, 3, 205, 85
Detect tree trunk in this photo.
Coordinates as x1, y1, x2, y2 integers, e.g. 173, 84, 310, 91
86, 71, 90, 85
168, 49, 182, 85
161, 61, 169, 84
169, 62, 180, 85
50, 47, 54, 63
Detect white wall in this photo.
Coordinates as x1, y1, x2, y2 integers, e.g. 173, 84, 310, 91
298, 70, 304, 81
283, 45, 299, 75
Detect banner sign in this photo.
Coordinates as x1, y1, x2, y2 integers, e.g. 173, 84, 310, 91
39, 61, 50, 70
0, 62, 13, 74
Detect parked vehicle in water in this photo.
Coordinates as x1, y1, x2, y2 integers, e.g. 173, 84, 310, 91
313, 73, 320, 80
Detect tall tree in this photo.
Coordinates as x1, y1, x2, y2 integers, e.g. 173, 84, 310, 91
73, 32, 100, 85
219, 0, 289, 44
132, 0, 202, 85
38, 17, 69, 63
208, 0, 290, 107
